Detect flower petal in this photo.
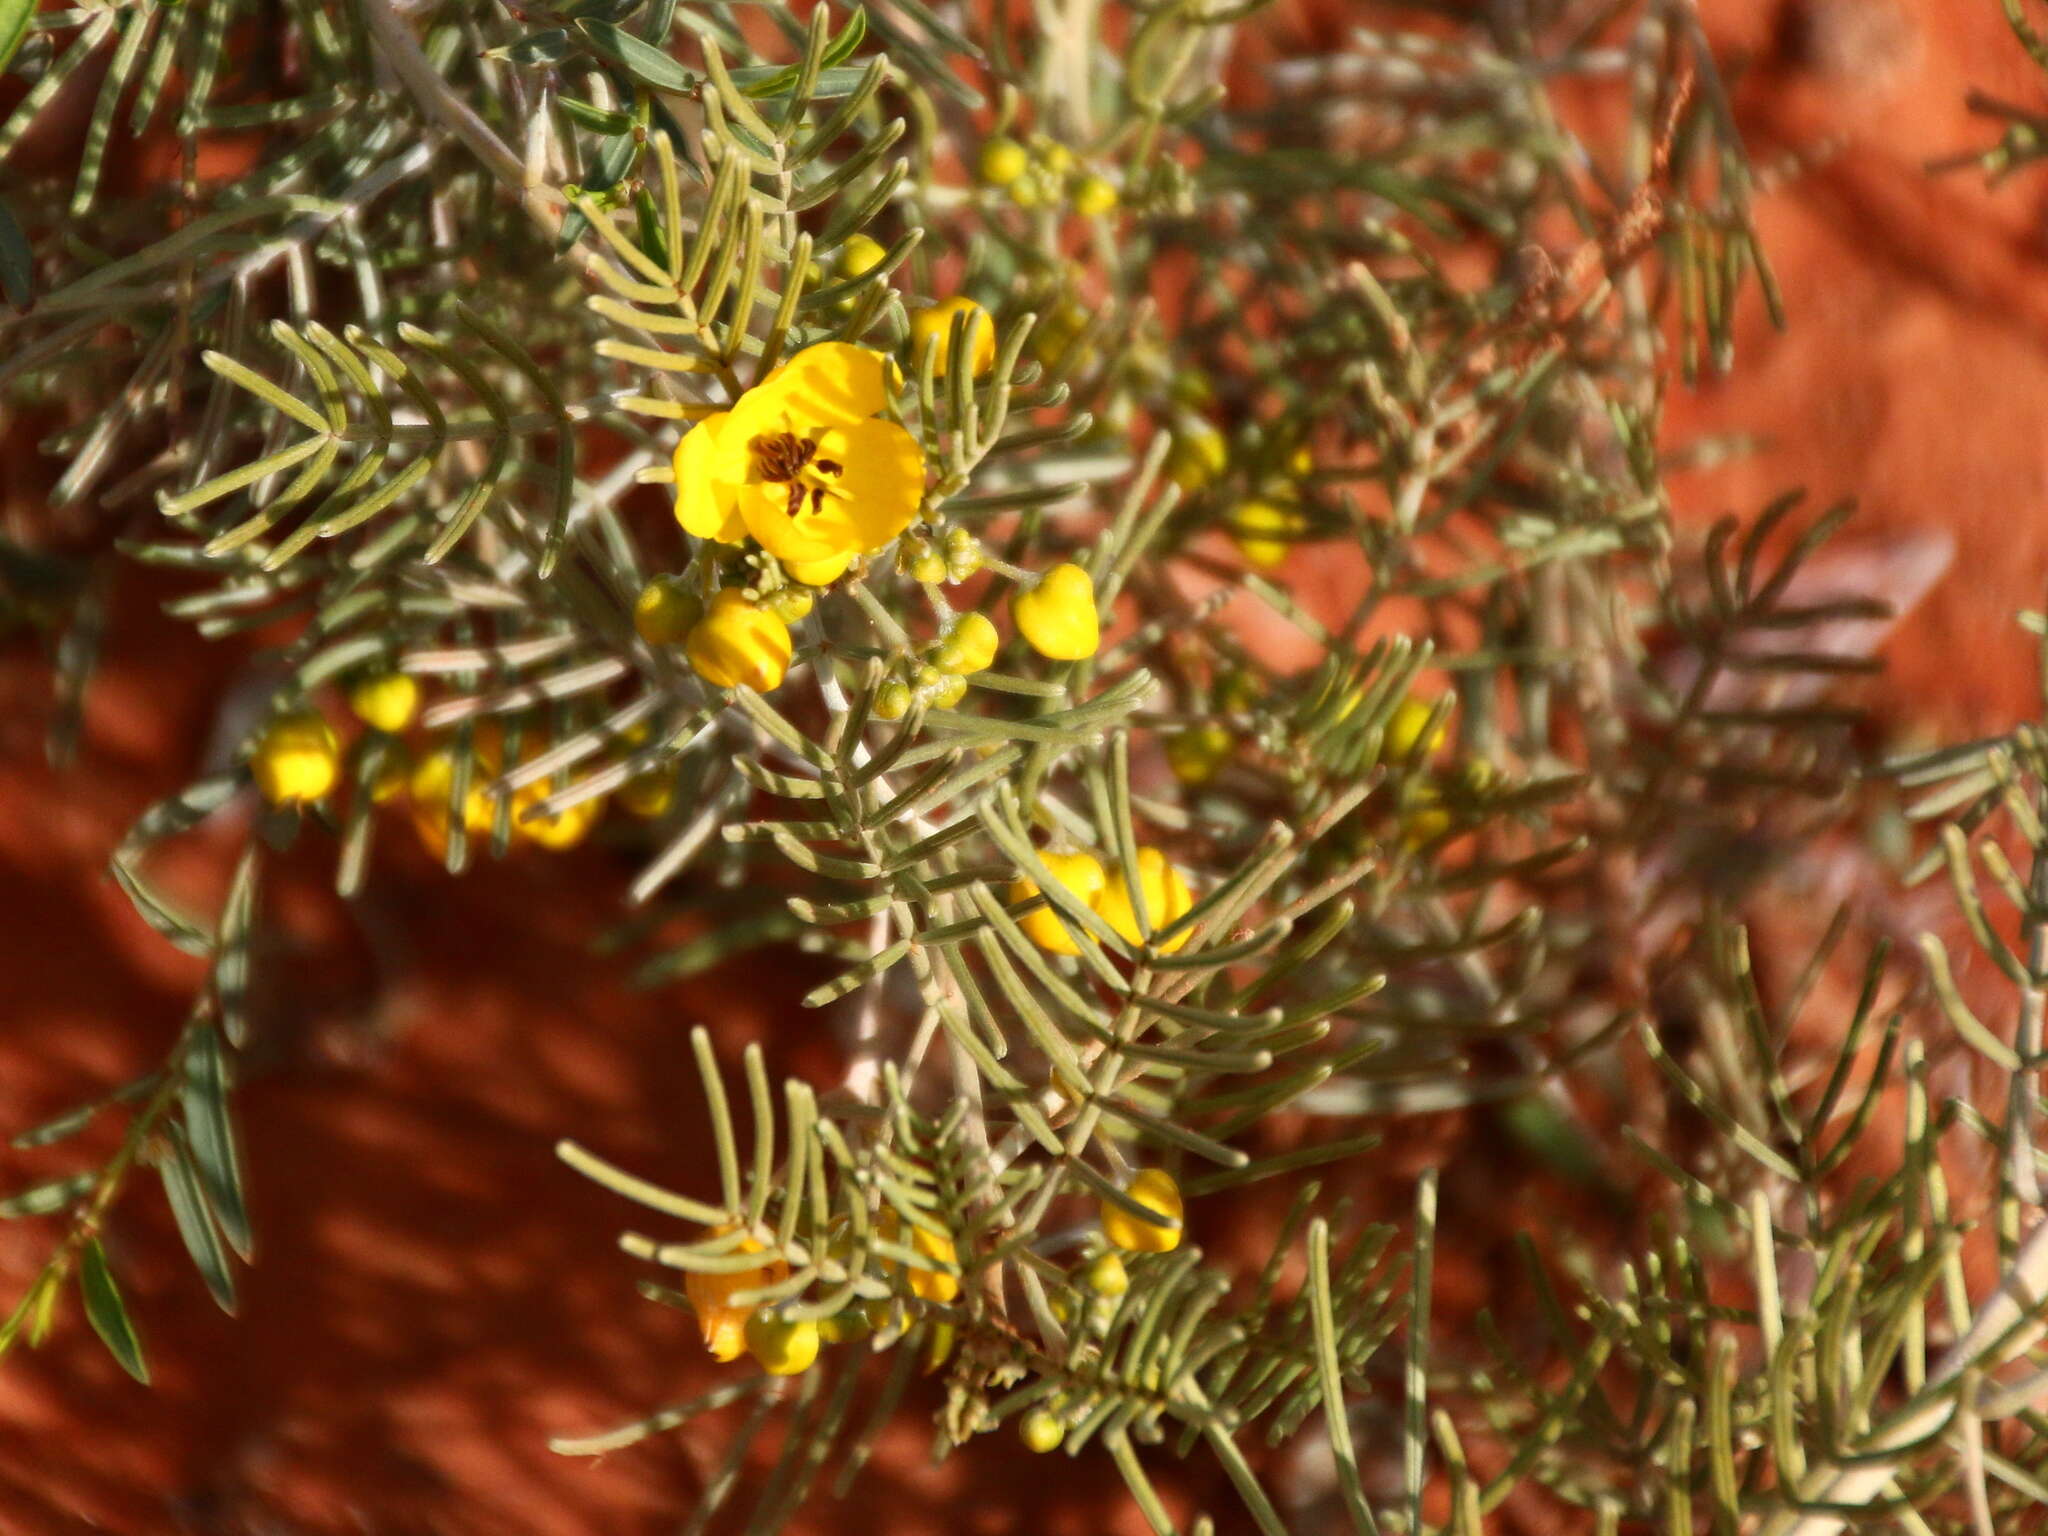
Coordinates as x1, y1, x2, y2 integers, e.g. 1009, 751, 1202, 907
738, 480, 860, 567
757, 342, 889, 427
673, 413, 745, 542
813, 418, 924, 552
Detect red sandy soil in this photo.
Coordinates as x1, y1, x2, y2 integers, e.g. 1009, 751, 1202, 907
4, 1, 2048, 1531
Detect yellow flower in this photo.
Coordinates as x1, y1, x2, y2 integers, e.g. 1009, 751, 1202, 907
634, 575, 702, 646
1095, 847, 1194, 953
1385, 696, 1449, 761
909, 295, 996, 379
837, 232, 887, 279
251, 711, 341, 805
685, 1227, 790, 1363
787, 549, 855, 586
1165, 722, 1232, 785
367, 742, 411, 805
881, 1208, 961, 1303
1101, 1167, 1183, 1253
978, 137, 1029, 187
1229, 498, 1307, 570
1007, 848, 1106, 956
1071, 174, 1118, 217
1019, 1409, 1064, 1454
1013, 562, 1099, 661
745, 1311, 821, 1376
673, 342, 925, 570
348, 671, 419, 734
619, 768, 675, 818
1084, 1250, 1129, 1296
1166, 417, 1228, 493
934, 611, 998, 675
406, 740, 503, 857
513, 780, 603, 850
687, 589, 792, 692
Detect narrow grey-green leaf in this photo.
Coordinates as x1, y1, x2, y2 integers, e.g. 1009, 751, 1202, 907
78, 1237, 149, 1384
158, 1129, 237, 1314
181, 1024, 251, 1259
0, 193, 30, 309
577, 19, 695, 92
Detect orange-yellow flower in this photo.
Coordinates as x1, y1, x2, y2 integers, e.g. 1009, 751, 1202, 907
673, 343, 924, 573
685, 1226, 791, 1363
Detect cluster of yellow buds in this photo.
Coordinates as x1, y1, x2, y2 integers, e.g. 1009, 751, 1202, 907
1225, 437, 1318, 568
1007, 845, 1195, 955
405, 730, 604, 858
897, 525, 984, 586
249, 663, 426, 808
638, 575, 802, 695
977, 133, 1118, 216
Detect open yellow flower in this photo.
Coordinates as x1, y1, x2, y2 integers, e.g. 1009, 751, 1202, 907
673, 343, 924, 571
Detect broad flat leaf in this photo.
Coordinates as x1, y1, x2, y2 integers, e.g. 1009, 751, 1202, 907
78, 1238, 149, 1384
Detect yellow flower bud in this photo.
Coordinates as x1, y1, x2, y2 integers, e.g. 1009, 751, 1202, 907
685, 1227, 790, 1363
929, 674, 967, 710
1385, 696, 1449, 761
1071, 173, 1118, 217
837, 232, 888, 279
1084, 1250, 1129, 1296
514, 782, 602, 850
882, 1209, 961, 1303
251, 711, 341, 806
619, 768, 676, 819
763, 586, 814, 624
1229, 498, 1307, 570
1019, 1409, 1064, 1454
1012, 563, 1099, 661
1165, 722, 1232, 785
634, 575, 703, 646
910, 548, 948, 585
873, 680, 914, 721
1166, 418, 1228, 493
1035, 138, 1075, 177
367, 742, 411, 805
978, 136, 1029, 187
1101, 1167, 1183, 1254
1007, 848, 1106, 956
406, 745, 498, 857
745, 1311, 820, 1376
909, 295, 996, 379
686, 589, 792, 692
935, 611, 999, 675
1094, 847, 1194, 953
348, 671, 419, 734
